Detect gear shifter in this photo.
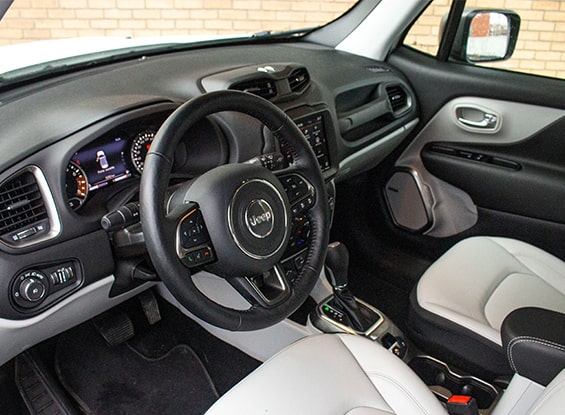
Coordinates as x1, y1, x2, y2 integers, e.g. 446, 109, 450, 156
325, 241, 350, 289
325, 242, 378, 332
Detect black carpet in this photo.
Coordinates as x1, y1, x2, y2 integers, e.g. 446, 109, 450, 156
55, 321, 218, 415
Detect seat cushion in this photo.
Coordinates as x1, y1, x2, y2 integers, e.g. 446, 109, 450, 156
417, 237, 565, 346
205, 334, 447, 415
528, 369, 565, 415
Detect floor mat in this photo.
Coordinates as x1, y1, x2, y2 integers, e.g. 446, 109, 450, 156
55, 321, 218, 415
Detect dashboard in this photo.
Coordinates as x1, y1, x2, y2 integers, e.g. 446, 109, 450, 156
63, 105, 336, 214
0, 41, 418, 367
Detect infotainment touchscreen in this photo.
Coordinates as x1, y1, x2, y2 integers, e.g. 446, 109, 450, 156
70, 136, 132, 192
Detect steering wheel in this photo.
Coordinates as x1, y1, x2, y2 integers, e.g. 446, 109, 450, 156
140, 90, 329, 331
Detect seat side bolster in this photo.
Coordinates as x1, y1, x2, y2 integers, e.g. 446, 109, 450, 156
337, 334, 448, 415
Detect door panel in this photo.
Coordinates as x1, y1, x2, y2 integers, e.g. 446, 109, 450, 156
385, 47, 565, 257
390, 96, 565, 237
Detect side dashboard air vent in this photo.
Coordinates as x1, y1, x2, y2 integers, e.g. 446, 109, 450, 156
288, 68, 310, 93
230, 78, 278, 100
0, 167, 60, 247
386, 85, 410, 115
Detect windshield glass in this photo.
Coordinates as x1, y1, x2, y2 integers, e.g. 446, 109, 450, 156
0, 1, 358, 83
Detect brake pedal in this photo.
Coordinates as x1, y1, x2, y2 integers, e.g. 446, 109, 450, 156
93, 311, 135, 347
139, 290, 161, 325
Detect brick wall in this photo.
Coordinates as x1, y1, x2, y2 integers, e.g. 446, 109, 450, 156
0, 1, 355, 45
2, 1, 564, 78
404, 0, 565, 78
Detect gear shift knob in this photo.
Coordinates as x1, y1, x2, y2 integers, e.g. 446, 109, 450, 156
325, 241, 349, 289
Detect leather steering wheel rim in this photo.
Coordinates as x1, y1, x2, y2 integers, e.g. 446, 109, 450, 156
140, 90, 329, 331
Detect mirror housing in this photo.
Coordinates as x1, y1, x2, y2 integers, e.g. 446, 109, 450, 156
451, 9, 520, 63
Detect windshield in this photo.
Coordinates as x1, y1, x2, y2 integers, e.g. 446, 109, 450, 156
0, 1, 358, 84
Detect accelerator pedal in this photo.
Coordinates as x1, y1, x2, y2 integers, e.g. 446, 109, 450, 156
139, 290, 161, 325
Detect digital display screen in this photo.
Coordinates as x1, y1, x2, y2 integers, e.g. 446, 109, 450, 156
70, 136, 132, 192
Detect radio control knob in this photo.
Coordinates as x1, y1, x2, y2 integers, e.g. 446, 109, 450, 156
19, 275, 47, 302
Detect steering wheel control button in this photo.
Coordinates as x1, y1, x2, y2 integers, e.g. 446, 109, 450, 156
179, 209, 210, 250
280, 248, 309, 285
280, 174, 311, 204
245, 199, 275, 239
176, 208, 216, 268
183, 246, 215, 268
228, 179, 289, 260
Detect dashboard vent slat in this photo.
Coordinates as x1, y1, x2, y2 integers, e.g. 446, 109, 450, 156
230, 79, 278, 100
386, 85, 410, 114
288, 68, 310, 93
365, 65, 391, 73
0, 172, 48, 235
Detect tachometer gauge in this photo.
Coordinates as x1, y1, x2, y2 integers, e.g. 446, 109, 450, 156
131, 130, 156, 174
66, 161, 89, 210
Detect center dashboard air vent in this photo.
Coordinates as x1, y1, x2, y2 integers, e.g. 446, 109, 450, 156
202, 63, 311, 101
0, 166, 60, 248
386, 85, 411, 115
288, 68, 310, 93
230, 78, 278, 100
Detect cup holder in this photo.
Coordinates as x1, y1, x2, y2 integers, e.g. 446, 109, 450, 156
409, 356, 499, 409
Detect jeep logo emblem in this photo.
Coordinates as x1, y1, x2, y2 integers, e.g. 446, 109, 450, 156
245, 199, 274, 239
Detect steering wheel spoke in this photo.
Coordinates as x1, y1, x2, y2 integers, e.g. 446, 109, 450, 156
229, 265, 291, 308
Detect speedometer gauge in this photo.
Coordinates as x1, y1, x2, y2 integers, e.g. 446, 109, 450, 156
66, 161, 88, 210
131, 130, 156, 174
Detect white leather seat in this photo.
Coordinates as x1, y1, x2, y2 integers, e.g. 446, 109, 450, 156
205, 333, 565, 415
206, 333, 447, 415
411, 236, 565, 375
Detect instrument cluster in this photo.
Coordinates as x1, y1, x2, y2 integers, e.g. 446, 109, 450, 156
65, 111, 169, 211
65, 130, 157, 210
64, 109, 230, 211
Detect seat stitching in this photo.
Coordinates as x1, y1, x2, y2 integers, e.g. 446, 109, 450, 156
507, 336, 565, 372
364, 371, 433, 415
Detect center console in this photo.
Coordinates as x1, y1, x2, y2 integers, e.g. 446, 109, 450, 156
311, 297, 407, 358
309, 241, 408, 358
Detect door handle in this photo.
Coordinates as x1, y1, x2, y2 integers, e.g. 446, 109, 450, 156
458, 113, 498, 129
455, 106, 501, 132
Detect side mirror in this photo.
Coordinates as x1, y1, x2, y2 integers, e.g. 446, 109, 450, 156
451, 9, 520, 63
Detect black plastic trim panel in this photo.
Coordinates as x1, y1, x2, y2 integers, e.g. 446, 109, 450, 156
0, 230, 114, 319
408, 289, 512, 381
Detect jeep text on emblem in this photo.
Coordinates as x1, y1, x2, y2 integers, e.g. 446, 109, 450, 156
245, 199, 275, 239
